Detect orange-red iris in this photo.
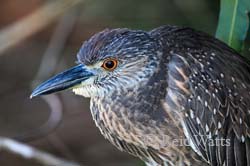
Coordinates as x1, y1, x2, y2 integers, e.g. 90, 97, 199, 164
102, 58, 118, 71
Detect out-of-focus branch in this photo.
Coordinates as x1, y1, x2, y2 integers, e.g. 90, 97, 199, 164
26, 6, 80, 163
0, 0, 82, 55
14, 94, 63, 142
15, 8, 79, 143
0, 137, 80, 166
32, 8, 80, 86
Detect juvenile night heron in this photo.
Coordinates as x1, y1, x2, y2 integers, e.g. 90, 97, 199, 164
31, 25, 250, 166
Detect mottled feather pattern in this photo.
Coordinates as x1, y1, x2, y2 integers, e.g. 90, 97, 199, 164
74, 25, 250, 166
154, 26, 250, 166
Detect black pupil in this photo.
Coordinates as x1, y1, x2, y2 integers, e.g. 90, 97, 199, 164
105, 61, 114, 68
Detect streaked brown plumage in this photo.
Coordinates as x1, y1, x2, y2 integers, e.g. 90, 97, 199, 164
31, 25, 250, 166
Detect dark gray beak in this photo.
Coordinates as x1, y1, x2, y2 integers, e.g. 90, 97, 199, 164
30, 64, 94, 98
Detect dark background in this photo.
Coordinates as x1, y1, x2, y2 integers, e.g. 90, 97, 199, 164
0, 0, 219, 165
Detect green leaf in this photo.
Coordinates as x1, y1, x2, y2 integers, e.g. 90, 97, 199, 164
216, 0, 250, 53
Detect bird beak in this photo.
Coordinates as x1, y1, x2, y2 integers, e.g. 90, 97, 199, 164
30, 64, 94, 98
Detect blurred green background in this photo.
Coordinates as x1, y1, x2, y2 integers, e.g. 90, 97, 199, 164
0, 0, 220, 166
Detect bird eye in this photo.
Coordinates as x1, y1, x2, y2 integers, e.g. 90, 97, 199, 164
101, 58, 118, 71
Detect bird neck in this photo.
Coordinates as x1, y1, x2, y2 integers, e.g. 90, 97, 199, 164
90, 50, 167, 136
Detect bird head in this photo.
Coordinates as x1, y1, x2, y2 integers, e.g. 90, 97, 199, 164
31, 28, 161, 98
